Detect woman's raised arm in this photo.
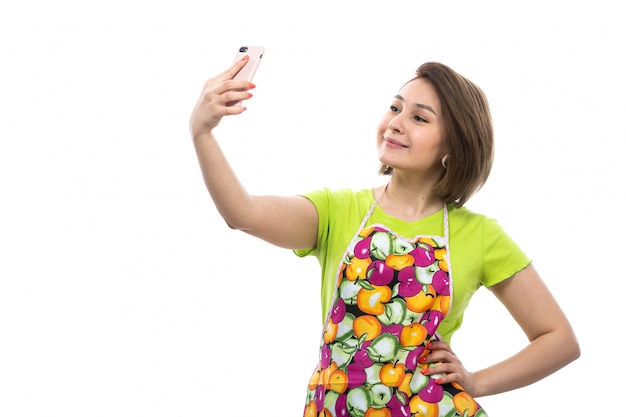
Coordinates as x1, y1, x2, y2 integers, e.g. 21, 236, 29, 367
189, 58, 318, 250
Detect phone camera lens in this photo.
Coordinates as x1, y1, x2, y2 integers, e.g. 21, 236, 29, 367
239, 47, 248, 53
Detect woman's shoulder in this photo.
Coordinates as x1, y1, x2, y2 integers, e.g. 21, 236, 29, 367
449, 205, 521, 250
448, 205, 505, 232
449, 205, 486, 219
301, 187, 374, 206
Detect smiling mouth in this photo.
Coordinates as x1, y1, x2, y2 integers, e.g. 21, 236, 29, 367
384, 138, 407, 147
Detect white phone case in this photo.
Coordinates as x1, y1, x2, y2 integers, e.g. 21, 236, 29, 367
228, 45, 264, 106
232, 45, 264, 82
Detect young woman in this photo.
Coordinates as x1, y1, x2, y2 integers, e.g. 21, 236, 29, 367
189, 57, 580, 417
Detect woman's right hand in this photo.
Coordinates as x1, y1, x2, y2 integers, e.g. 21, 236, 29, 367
189, 54, 319, 251
189, 56, 256, 139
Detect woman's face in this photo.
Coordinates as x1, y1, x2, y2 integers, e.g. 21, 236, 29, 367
377, 78, 448, 176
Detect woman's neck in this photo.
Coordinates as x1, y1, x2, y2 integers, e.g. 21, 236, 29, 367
375, 176, 444, 222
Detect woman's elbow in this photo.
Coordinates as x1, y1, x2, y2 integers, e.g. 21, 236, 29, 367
558, 327, 581, 366
567, 334, 581, 363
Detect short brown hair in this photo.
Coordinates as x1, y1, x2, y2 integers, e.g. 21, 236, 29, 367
379, 62, 494, 207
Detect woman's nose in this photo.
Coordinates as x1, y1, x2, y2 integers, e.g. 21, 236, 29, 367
388, 114, 403, 133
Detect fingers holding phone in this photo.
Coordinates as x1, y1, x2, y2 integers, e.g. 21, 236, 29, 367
227, 45, 264, 106
190, 45, 264, 137
223, 55, 256, 108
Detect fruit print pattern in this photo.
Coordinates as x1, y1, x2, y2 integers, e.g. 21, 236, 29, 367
302, 218, 487, 417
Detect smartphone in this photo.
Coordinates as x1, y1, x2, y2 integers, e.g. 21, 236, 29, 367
232, 45, 264, 81
228, 45, 264, 106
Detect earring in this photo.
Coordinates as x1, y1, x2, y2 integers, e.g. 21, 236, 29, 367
441, 155, 450, 169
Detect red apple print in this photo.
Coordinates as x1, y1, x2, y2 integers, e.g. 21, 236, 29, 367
432, 270, 450, 296
331, 298, 347, 324
397, 267, 421, 297
418, 378, 444, 403
387, 393, 410, 417
422, 310, 443, 335
335, 394, 349, 417
367, 260, 394, 286
315, 385, 325, 410
353, 341, 374, 367
346, 363, 367, 388
409, 243, 435, 267
382, 323, 403, 338
321, 344, 331, 368
405, 345, 425, 371
354, 236, 372, 259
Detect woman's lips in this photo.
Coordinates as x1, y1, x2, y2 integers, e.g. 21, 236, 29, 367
384, 137, 408, 148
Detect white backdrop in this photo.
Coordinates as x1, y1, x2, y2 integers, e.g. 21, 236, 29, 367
1, 1, 623, 416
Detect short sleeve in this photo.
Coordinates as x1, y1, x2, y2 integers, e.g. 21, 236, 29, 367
293, 188, 332, 259
481, 217, 532, 287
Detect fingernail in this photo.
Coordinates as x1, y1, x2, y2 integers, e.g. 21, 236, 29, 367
242, 55, 249, 61
435, 378, 443, 384
426, 342, 432, 349
242, 106, 247, 111
419, 357, 427, 363
420, 369, 428, 375
249, 83, 256, 89
248, 93, 253, 98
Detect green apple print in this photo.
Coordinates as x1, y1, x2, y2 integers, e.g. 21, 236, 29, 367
370, 231, 392, 260
339, 279, 360, 305
330, 341, 357, 368
392, 238, 415, 255
409, 371, 429, 394
302, 225, 490, 417
439, 391, 457, 417
416, 264, 439, 285
370, 383, 393, 406
335, 312, 355, 342
346, 386, 372, 417
377, 298, 407, 326
367, 333, 400, 362
364, 363, 383, 385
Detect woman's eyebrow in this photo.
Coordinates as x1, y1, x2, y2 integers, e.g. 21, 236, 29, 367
394, 94, 437, 116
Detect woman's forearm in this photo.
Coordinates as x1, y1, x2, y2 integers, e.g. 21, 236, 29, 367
474, 323, 580, 397
192, 131, 254, 230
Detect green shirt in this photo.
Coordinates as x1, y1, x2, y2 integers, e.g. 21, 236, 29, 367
295, 187, 531, 343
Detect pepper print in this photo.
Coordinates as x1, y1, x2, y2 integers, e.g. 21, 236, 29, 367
303, 225, 487, 417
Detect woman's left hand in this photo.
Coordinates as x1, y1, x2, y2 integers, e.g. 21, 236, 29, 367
420, 340, 478, 396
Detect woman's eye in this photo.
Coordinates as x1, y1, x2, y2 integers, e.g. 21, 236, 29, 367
414, 115, 426, 122
390, 105, 400, 113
